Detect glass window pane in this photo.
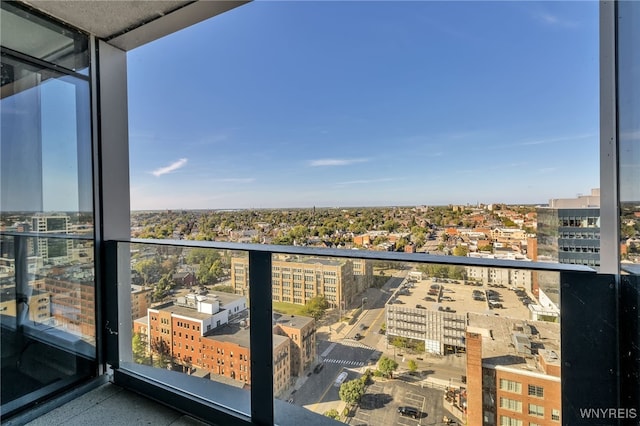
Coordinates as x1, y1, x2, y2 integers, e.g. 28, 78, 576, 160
618, 0, 640, 272
1, 54, 93, 231
0, 235, 96, 411
0, 2, 89, 71
123, 242, 250, 415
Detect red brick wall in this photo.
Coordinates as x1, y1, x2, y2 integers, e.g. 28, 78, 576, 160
466, 332, 484, 425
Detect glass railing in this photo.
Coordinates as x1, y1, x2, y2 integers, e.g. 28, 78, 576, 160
0, 232, 97, 419
109, 238, 625, 425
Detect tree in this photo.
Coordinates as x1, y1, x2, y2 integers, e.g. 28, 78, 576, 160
134, 257, 162, 285
452, 246, 468, 257
211, 285, 235, 293
132, 332, 150, 365
377, 356, 398, 378
150, 338, 173, 369
304, 295, 329, 320
324, 409, 340, 420
408, 359, 418, 373
339, 379, 365, 405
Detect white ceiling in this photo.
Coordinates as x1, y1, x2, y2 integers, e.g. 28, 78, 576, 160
20, 1, 249, 51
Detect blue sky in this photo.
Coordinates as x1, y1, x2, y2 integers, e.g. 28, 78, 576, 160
127, 1, 599, 210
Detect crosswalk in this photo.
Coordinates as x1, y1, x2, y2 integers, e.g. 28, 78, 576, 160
322, 358, 366, 367
341, 340, 374, 350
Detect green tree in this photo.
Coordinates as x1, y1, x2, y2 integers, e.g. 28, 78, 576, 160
377, 356, 398, 378
211, 285, 235, 293
134, 257, 162, 285
150, 338, 173, 369
132, 332, 150, 365
339, 378, 365, 405
186, 248, 224, 285
408, 359, 418, 373
304, 295, 329, 320
324, 409, 340, 420
452, 246, 468, 256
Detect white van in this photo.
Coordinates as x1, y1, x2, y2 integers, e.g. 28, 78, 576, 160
334, 372, 348, 387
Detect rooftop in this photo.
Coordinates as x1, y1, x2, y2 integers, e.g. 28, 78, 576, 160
272, 313, 314, 329
468, 312, 560, 374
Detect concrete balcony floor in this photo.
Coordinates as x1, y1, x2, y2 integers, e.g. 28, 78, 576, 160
25, 383, 209, 426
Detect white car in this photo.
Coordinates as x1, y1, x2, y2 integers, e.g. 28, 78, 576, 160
334, 372, 348, 387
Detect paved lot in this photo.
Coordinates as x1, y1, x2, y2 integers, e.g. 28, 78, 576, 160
392, 277, 533, 320
349, 379, 455, 426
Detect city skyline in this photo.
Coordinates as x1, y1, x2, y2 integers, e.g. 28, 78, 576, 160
128, 1, 599, 211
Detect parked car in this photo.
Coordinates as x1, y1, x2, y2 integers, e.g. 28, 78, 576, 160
313, 363, 324, 374
334, 372, 348, 387
398, 406, 420, 419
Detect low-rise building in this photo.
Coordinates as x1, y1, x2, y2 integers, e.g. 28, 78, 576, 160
385, 305, 466, 355
466, 314, 561, 425
273, 314, 316, 377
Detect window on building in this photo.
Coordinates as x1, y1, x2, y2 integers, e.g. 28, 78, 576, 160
527, 385, 544, 398
499, 397, 522, 413
551, 409, 560, 421
499, 379, 522, 394
528, 404, 544, 417
499, 416, 523, 426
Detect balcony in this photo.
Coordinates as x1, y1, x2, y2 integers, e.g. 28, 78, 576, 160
1, 232, 636, 425
1, 0, 640, 424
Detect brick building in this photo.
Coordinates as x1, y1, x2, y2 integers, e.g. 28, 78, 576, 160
465, 314, 561, 425
273, 314, 316, 377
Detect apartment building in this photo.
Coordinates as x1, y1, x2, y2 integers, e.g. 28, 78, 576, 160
231, 256, 359, 308
385, 305, 466, 355
465, 266, 532, 290
131, 285, 152, 323
273, 314, 316, 377
466, 314, 561, 426
143, 292, 313, 396
0, 286, 51, 324
31, 214, 73, 262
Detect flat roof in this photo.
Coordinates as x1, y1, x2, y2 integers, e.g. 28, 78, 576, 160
153, 303, 215, 321
468, 312, 560, 373
206, 323, 289, 349
273, 313, 314, 329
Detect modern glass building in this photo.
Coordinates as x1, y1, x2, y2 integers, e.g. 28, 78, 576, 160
1, 1, 638, 425
537, 208, 601, 267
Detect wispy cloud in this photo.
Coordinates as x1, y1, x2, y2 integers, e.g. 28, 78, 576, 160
337, 178, 398, 186
533, 12, 578, 29
538, 167, 558, 174
308, 158, 369, 167
517, 134, 592, 146
217, 178, 255, 183
152, 158, 188, 177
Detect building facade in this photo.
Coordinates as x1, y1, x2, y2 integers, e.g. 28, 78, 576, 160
385, 305, 466, 355
466, 315, 561, 426
231, 256, 359, 308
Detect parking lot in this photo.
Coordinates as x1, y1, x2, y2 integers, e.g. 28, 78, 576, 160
390, 277, 533, 320
349, 379, 453, 426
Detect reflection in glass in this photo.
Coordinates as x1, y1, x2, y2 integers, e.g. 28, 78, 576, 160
265, 256, 561, 425
127, 244, 250, 403
618, 1, 640, 270
0, 235, 95, 410
1, 54, 93, 226
0, 2, 89, 71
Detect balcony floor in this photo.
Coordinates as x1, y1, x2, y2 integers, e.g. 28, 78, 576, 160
25, 383, 209, 426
